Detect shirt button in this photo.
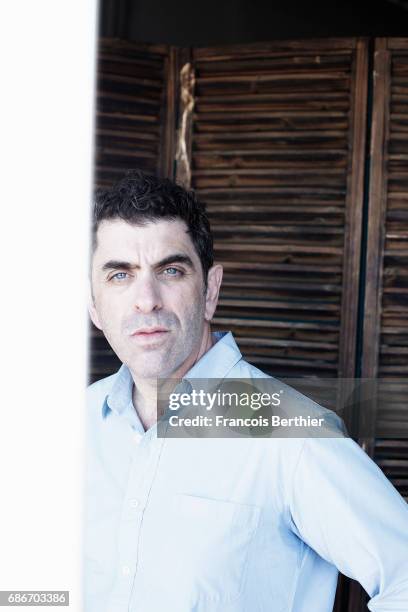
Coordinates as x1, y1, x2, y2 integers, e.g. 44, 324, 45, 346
133, 432, 143, 443
122, 565, 131, 576
129, 499, 139, 509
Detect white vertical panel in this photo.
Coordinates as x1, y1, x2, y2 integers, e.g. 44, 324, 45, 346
0, 1, 96, 610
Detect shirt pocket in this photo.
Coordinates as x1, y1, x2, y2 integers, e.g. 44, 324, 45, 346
165, 494, 260, 605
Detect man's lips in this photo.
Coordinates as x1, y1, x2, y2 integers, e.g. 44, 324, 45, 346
130, 327, 169, 337
129, 327, 170, 347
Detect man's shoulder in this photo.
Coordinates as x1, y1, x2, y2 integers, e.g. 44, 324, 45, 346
231, 356, 347, 436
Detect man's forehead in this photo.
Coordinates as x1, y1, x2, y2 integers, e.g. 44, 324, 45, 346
93, 217, 196, 260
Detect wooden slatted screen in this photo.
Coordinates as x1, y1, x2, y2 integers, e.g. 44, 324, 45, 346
183, 39, 368, 387
362, 38, 408, 501
95, 38, 175, 185
90, 38, 175, 382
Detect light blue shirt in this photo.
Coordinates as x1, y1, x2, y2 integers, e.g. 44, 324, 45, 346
85, 332, 408, 612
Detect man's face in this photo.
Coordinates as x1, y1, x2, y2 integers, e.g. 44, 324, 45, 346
90, 218, 221, 379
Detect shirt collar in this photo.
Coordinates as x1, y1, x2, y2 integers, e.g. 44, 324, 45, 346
102, 363, 133, 419
184, 331, 242, 380
101, 331, 242, 419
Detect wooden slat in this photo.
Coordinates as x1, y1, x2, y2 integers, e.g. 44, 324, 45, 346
194, 38, 359, 60
338, 40, 368, 381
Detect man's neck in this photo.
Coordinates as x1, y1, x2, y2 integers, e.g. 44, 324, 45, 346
131, 324, 215, 431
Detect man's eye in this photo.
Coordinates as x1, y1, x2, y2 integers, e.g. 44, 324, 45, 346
110, 272, 128, 281
163, 267, 182, 277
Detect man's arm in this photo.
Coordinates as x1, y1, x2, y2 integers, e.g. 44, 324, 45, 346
289, 436, 408, 611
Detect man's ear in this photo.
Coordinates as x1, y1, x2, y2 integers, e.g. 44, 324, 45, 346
88, 283, 103, 331
204, 264, 223, 322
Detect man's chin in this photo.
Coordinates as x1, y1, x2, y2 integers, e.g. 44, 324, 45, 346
127, 358, 174, 380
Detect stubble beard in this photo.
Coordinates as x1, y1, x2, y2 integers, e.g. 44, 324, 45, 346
118, 299, 207, 381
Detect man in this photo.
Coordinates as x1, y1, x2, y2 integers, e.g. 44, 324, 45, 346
85, 170, 408, 612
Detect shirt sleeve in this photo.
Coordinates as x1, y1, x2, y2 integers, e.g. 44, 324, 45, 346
289, 436, 408, 611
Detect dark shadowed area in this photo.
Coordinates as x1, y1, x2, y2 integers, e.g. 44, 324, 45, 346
99, 0, 408, 45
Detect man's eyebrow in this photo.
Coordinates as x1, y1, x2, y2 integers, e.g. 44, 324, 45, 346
101, 260, 135, 271
155, 254, 195, 269
100, 254, 195, 272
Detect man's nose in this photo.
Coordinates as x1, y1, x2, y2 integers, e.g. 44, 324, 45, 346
132, 273, 163, 313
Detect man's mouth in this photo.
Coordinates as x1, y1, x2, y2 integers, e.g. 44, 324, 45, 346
130, 327, 169, 337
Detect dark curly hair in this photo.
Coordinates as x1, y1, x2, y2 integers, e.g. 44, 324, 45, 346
92, 170, 214, 284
